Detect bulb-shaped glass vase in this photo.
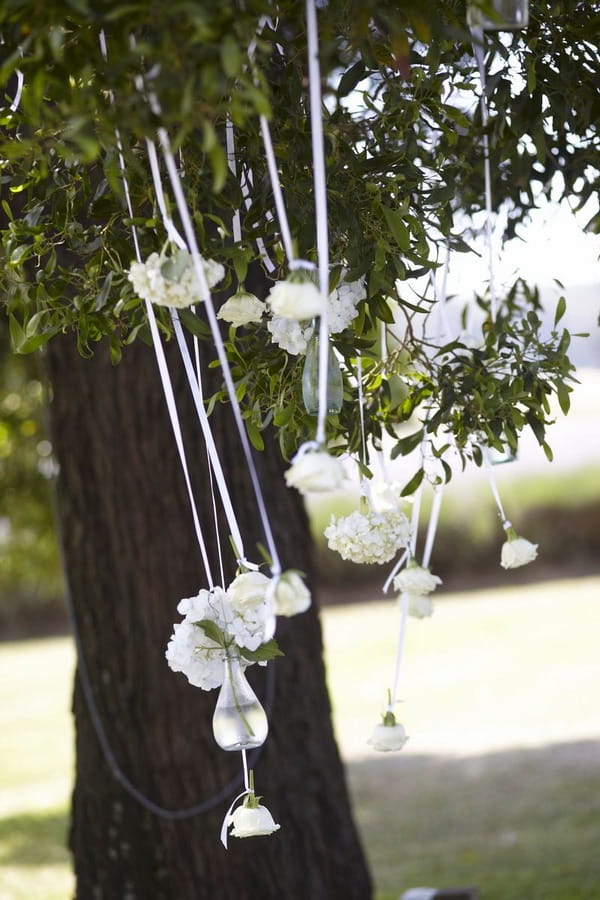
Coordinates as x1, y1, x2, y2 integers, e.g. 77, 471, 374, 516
467, 0, 528, 30
212, 654, 268, 752
302, 332, 343, 416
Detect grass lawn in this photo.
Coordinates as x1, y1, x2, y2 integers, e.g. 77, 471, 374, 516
1, 576, 599, 899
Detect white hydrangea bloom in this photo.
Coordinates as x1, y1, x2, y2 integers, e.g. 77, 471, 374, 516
500, 534, 538, 569
328, 276, 366, 334
217, 291, 265, 327
166, 583, 272, 687
127, 249, 224, 308
225, 600, 274, 652
202, 256, 227, 290
273, 570, 311, 617
267, 316, 314, 355
285, 450, 346, 493
393, 564, 442, 595
324, 507, 410, 564
165, 620, 225, 690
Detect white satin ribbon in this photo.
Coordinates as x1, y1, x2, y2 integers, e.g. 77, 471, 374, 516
220, 749, 251, 849
470, 26, 497, 320
155, 126, 282, 576
225, 118, 243, 246
259, 113, 296, 265
306, 0, 330, 447
98, 32, 214, 586
389, 589, 409, 710
421, 484, 443, 569
483, 449, 511, 529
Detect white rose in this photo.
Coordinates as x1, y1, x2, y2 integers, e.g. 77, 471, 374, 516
228, 571, 271, 610
267, 279, 324, 320
405, 592, 434, 619
284, 450, 346, 494
274, 571, 311, 617
393, 564, 442, 595
217, 291, 265, 327
368, 722, 409, 752
500, 534, 538, 569
227, 801, 280, 838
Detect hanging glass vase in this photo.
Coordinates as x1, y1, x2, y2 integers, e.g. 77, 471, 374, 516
302, 331, 343, 416
467, 0, 529, 30
212, 654, 269, 752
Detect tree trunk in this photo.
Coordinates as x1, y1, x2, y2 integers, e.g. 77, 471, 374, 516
45, 332, 372, 900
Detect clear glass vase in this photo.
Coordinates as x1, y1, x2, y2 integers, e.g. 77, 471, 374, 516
212, 655, 268, 752
467, 0, 529, 30
301, 332, 343, 416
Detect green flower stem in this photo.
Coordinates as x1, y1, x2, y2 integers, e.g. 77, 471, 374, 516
226, 652, 255, 738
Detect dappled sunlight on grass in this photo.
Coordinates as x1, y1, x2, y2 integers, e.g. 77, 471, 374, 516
0, 637, 75, 898
1, 577, 599, 898
347, 742, 600, 900
322, 575, 600, 899
322, 575, 600, 759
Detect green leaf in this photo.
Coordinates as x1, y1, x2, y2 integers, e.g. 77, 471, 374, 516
178, 307, 211, 338
94, 271, 114, 311
337, 61, 367, 98
240, 639, 284, 663
390, 428, 424, 459
554, 295, 566, 327
556, 379, 571, 415
194, 619, 227, 647
245, 418, 264, 451
401, 467, 424, 497
220, 35, 242, 78
381, 206, 410, 251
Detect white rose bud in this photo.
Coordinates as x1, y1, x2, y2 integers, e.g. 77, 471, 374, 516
284, 450, 346, 494
500, 534, 538, 569
227, 802, 280, 838
217, 291, 265, 327
228, 571, 271, 609
274, 571, 311, 617
267, 279, 324, 320
405, 592, 434, 619
368, 721, 409, 752
393, 563, 442, 595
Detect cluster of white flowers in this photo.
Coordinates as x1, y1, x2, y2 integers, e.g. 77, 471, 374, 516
266, 272, 366, 355
325, 506, 410, 565
285, 449, 346, 494
267, 316, 314, 355
166, 570, 311, 690
394, 561, 443, 620
165, 587, 232, 690
500, 532, 538, 569
217, 291, 265, 327
128, 248, 224, 309
328, 276, 366, 334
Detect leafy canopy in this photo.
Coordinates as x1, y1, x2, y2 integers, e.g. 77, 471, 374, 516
0, 0, 597, 479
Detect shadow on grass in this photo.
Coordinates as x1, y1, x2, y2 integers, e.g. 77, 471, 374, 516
346, 739, 600, 900
0, 807, 70, 867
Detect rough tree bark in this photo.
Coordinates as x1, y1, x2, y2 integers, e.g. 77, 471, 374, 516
45, 331, 372, 900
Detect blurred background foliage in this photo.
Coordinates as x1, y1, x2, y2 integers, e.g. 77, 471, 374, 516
0, 320, 63, 634
2, 326, 599, 633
